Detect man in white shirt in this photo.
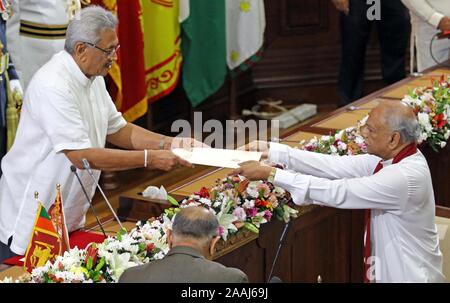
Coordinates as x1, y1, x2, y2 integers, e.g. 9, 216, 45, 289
233, 100, 444, 282
0, 6, 197, 262
401, 0, 450, 71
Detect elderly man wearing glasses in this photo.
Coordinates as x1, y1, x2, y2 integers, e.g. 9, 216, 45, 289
0, 6, 202, 262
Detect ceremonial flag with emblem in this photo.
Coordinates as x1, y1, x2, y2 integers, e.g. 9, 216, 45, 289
142, 0, 183, 103
23, 200, 63, 273
48, 185, 70, 254
181, 0, 227, 107
90, 0, 147, 122
226, 0, 265, 76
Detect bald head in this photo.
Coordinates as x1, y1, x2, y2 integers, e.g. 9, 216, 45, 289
172, 207, 219, 242
371, 100, 420, 144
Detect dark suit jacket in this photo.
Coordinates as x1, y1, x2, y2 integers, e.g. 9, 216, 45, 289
119, 246, 249, 283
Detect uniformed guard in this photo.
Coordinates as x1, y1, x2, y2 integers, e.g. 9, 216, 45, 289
0, 0, 22, 177
6, 0, 88, 89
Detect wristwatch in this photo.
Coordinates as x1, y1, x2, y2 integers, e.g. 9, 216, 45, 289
267, 167, 277, 183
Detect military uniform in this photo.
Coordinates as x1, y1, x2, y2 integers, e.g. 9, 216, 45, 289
6, 0, 84, 89
0, 0, 20, 177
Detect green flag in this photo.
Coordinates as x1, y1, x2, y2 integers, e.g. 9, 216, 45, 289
181, 0, 227, 107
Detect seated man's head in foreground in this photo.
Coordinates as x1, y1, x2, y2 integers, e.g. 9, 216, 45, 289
361, 100, 421, 160
168, 207, 220, 259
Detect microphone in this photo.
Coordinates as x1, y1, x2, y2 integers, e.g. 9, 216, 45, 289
81, 158, 124, 230
266, 222, 291, 283
70, 165, 107, 238
269, 276, 283, 283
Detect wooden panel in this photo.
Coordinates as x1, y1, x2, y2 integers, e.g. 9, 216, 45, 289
314, 99, 379, 130
170, 168, 234, 197
280, 0, 329, 35
282, 131, 322, 148
381, 72, 450, 100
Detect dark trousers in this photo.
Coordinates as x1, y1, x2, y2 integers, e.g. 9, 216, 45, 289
0, 237, 17, 264
338, 0, 410, 107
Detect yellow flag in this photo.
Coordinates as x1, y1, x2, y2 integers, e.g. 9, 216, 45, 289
142, 0, 182, 102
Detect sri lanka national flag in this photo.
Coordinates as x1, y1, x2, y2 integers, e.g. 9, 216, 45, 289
23, 203, 62, 273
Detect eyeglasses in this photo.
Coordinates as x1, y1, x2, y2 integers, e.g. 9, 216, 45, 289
83, 42, 120, 57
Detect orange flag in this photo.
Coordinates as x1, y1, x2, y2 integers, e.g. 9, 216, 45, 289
23, 194, 63, 272
48, 184, 70, 253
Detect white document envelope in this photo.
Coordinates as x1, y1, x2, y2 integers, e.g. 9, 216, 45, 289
172, 148, 262, 169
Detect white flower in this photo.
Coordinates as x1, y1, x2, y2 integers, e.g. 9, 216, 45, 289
199, 197, 212, 206
335, 130, 344, 140
246, 185, 259, 199
444, 129, 450, 140
337, 141, 347, 151
354, 136, 365, 145
440, 141, 447, 148
242, 199, 255, 209
417, 113, 433, 132
330, 145, 338, 154
419, 132, 428, 143
107, 252, 135, 282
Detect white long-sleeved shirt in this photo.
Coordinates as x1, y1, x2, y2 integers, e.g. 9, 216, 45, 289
402, 0, 448, 28
269, 143, 444, 282
401, 0, 450, 72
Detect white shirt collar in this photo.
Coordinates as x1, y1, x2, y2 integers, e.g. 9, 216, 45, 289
61, 50, 95, 87
380, 158, 393, 167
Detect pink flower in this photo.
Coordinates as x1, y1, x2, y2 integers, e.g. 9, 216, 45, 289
257, 184, 270, 198
217, 226, 225, 237
232, 207, 247, 221
268, 194, 278, 208
246, 207, 258, 217
264, 210, 273, 221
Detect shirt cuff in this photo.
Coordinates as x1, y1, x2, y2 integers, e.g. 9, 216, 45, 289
273, 168, 311, 205
429, 12, 445, 29
107, 117, 127, 135
268, 142, 290, 166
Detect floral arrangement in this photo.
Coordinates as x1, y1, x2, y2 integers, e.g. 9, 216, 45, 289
1, 218, 171, 283
1, 177, 297, 283
166, 176, 298, 241
402, 75, 450, 151
300, 117, 368, 156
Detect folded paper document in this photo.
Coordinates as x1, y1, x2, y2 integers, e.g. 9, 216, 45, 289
172, 148, 262, 169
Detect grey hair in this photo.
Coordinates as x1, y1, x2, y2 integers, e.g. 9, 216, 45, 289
64, 6, 118, 54
172, 207, 219, 242
385, 104, 421, 143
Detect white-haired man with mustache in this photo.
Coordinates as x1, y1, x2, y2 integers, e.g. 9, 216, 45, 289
0, 6, 200, 262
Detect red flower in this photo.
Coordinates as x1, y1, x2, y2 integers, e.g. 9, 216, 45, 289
195, 187, 210, 198
146, 243, 155, 252
255, 199, 269, 208
433, 113, 447, 129
84, 244, 98, 265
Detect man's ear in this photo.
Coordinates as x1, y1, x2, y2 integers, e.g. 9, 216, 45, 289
167, 229, 173, 249
74, 42, 88, 60
389, 132, 401, 149
209, 236, 220, 257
